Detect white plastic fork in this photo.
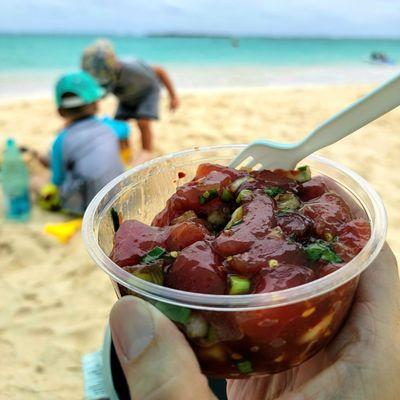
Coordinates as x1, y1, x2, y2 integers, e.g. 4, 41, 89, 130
230, 72, 400, 170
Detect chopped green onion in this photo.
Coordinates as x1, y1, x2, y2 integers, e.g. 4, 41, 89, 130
199, 189, 218, 205
111, 208, 120, 232
237, 360, 253, 374
295, 165, 311, 183
304, 240, 342, 264
229, 275, 251, 295
264, 187, 284, 197
221, 189, 233, 202
236, 189, 253, 204
155, 301, 191, 324
225, 206, 243, 230
141, 246, 166, 264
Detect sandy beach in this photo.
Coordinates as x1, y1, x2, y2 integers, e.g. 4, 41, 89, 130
1, 84, 400, 399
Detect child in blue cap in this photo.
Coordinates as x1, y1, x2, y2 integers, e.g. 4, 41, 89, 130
31, 71, 127, 214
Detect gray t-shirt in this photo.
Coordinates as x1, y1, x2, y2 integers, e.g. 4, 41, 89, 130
52, 117, 125, 214
112, 60, 160, 104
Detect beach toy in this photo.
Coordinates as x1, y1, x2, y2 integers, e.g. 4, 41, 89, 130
229, 71, 400, 170
120, 147, 132, 166
37, 183, 61, 211
44, 218, 82, 244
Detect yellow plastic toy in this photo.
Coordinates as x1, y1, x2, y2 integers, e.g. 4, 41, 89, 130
43, 218, 82, 244
120, 146, 133, 166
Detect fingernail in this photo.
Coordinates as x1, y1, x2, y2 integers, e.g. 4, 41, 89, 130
110, 296, 155, 363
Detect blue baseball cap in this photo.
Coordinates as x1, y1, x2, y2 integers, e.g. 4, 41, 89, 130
55, 71, 105, 108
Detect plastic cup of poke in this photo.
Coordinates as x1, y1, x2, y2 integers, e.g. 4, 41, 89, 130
82, 145, 387, 379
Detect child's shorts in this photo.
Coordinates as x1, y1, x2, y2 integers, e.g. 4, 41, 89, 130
115, 87, 160, 121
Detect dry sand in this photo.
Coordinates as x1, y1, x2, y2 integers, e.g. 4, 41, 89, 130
0, 85, 399, 399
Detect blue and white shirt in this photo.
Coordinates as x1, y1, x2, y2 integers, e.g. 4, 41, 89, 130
51, 117, 127, 214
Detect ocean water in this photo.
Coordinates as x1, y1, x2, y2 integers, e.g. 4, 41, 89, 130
1, 34, 400, 97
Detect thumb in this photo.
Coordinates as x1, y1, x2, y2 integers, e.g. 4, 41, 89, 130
109, 296, 217, 400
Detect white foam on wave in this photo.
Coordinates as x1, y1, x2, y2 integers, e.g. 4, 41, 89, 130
0, 64, 398, 101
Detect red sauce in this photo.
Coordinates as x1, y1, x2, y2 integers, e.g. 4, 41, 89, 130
110, 163, 370, 378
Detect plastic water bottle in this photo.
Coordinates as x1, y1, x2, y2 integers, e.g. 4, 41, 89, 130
1, 138, 31, 221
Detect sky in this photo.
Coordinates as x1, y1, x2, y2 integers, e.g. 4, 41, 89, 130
1, 0, 400, 38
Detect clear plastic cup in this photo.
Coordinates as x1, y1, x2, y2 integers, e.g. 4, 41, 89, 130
82, 145, 387, 379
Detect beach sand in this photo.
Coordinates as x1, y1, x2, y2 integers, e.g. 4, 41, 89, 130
1, 85, 399, 399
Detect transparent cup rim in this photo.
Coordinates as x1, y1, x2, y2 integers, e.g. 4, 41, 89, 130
82, 145, 387, 311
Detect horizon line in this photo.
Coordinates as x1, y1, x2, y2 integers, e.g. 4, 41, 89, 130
0, 31, 400, 41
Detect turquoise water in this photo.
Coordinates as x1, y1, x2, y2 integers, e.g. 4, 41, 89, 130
1, 34, 400, 71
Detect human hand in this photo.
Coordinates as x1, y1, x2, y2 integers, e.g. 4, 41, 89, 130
109, 244, 400, 400
169, 95, 180, 111
110, 296, 216, 400
228, 243, 400, 399
19, 146, 38, 158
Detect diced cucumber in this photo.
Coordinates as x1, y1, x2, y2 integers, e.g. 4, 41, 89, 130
296, 165, 311, 183
237, 360, 253, 374
221, 189, 233, 202
141, 246, 166, 264
229, 275, 251, 295
276, 192, 301, 211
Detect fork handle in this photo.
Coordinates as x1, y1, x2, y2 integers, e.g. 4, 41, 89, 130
296, 72, 400, 159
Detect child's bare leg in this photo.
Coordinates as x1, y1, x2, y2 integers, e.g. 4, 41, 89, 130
137, 119, 153, 151
132, 150, 153, 166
